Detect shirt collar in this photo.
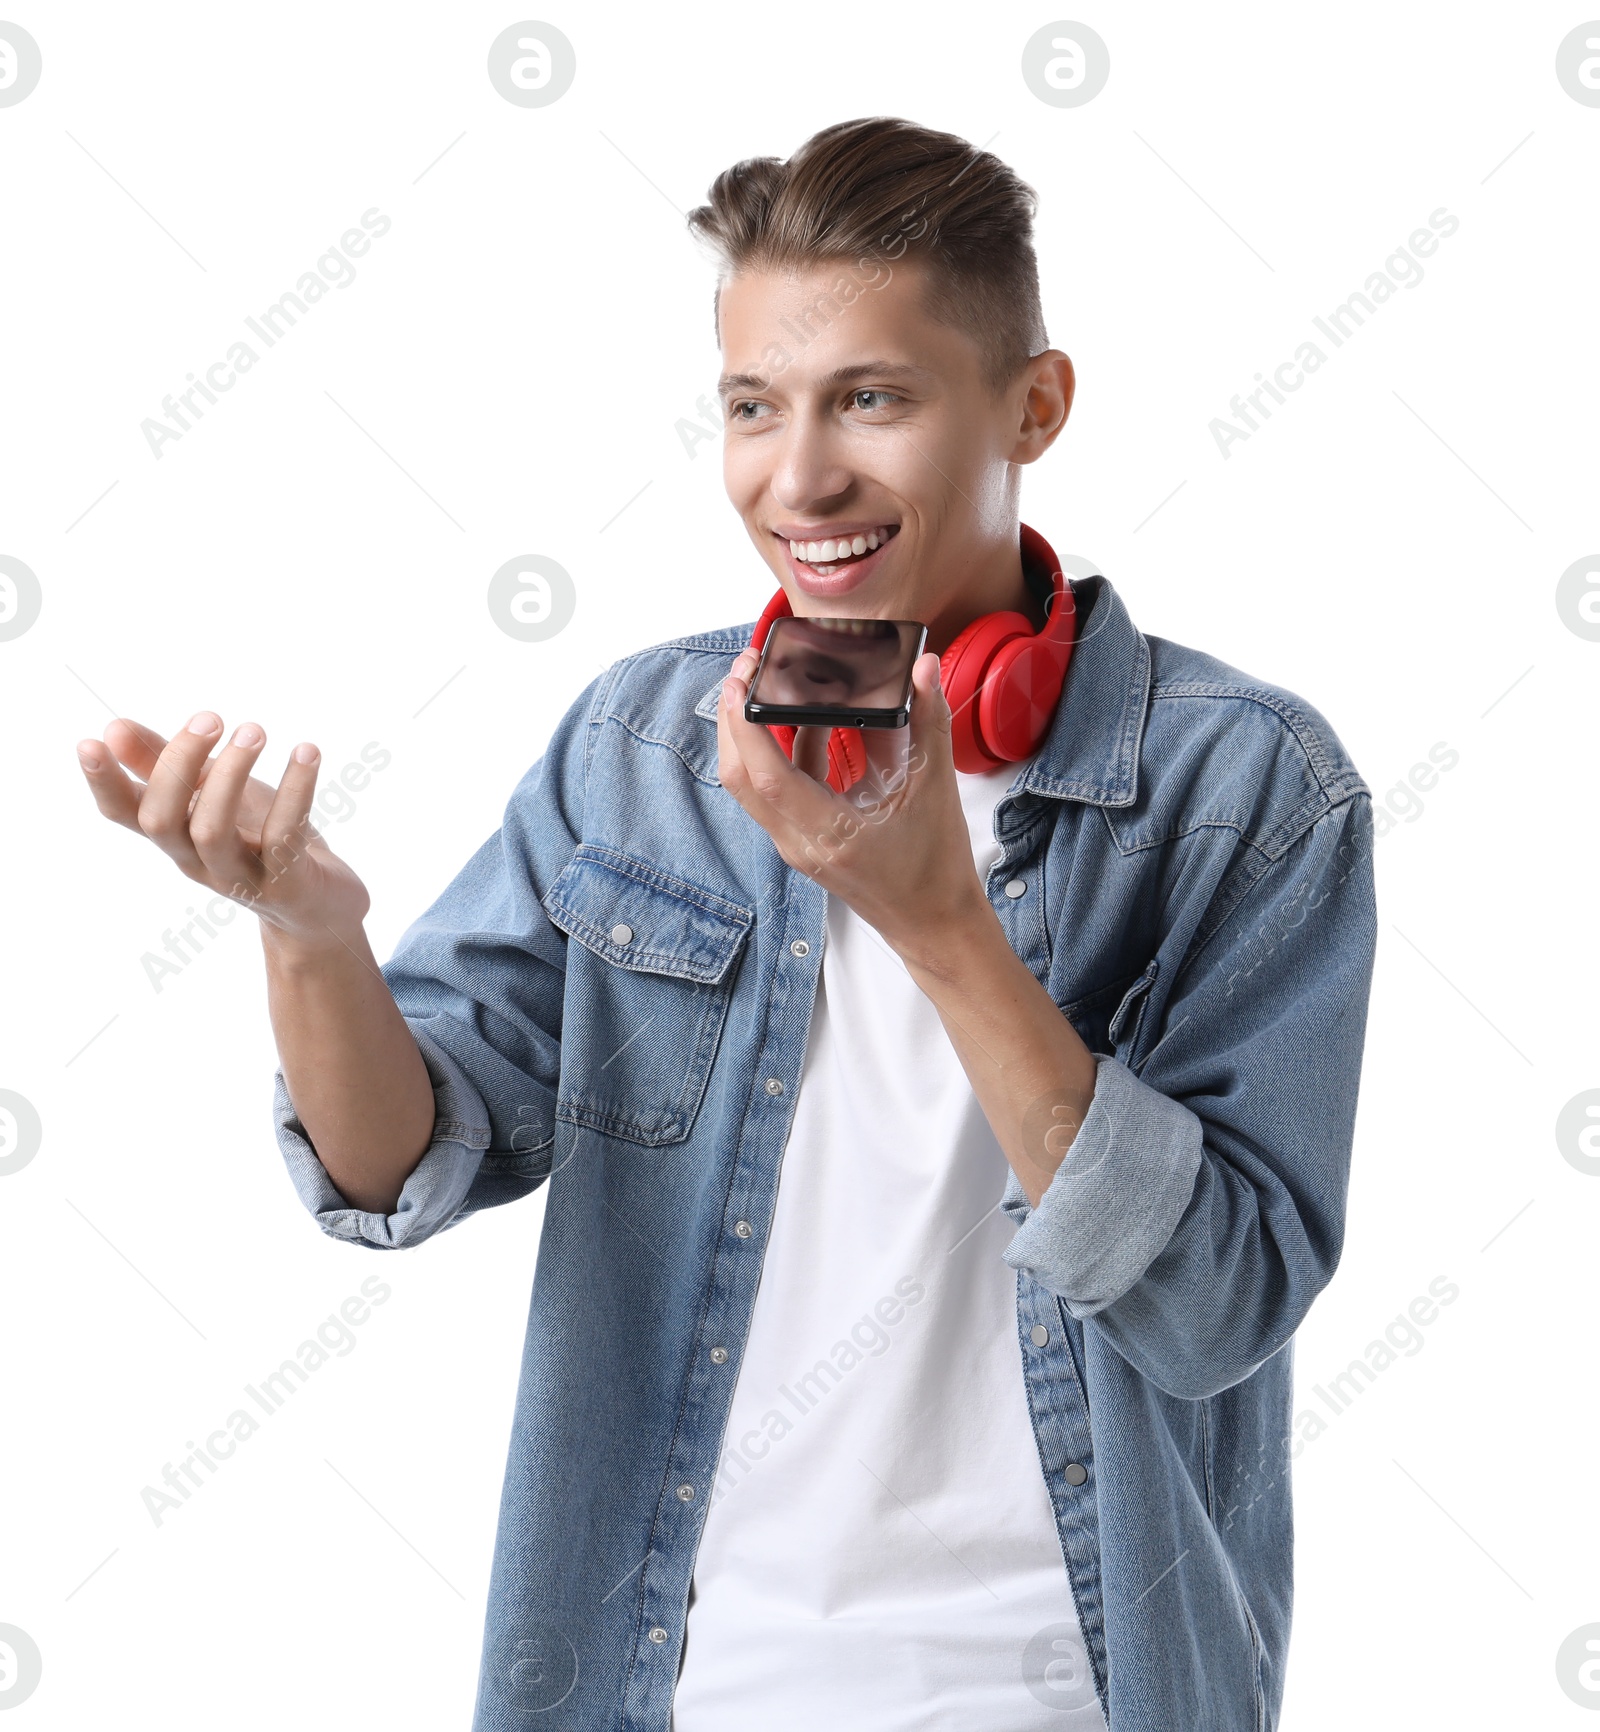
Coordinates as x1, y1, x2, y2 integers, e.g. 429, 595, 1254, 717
693, 546, 1149, 811
1016, 571, 1148, 808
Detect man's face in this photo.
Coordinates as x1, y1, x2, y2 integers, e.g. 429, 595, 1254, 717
716, 259, 1054, 643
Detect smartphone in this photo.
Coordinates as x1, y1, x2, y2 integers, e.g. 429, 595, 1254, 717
743, 616, 928, 729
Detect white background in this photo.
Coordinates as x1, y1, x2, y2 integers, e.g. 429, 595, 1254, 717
3, 1, 1597, 1725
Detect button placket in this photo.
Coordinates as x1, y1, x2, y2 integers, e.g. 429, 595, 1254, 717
1017, 1275, 1096, 1501
988, 818, 1051, 984
1009, 1270, 1106, 1710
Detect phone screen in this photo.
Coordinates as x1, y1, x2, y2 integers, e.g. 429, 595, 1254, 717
744, 616, 927, 728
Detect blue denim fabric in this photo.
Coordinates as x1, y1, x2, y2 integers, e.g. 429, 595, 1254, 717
273, 549, 1377, 1731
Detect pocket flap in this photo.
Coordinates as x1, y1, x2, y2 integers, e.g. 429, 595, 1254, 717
541, 845, 753, 985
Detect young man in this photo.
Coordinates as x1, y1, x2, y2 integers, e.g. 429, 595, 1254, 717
78, 119, 1376, 1729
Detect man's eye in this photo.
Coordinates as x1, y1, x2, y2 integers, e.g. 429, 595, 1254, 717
850, 390, 897, 412
730, 400, 771, 422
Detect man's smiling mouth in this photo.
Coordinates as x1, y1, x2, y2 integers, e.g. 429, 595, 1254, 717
778, 523, 900, 576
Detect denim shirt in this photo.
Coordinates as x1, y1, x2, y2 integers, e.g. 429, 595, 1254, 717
272, 555, 1377, 1731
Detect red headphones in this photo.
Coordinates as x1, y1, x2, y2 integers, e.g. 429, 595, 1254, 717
747, 522, 1078, 791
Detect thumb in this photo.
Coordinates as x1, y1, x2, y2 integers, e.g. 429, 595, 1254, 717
907, 652, 954, 778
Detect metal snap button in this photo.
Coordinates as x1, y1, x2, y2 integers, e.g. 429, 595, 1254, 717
710, 1346, 728, 1364
764, 1077, 784, 1095
676, 1482, 695, 1502
610, 922, 634, 945
1064, 1462, 1088, 1486
1030, 1324, 1050, 1347
648, 1626, 668, 1644
1004, 879, 1027, 899
790, 939, 811, 957
734, 1219, 753, 1239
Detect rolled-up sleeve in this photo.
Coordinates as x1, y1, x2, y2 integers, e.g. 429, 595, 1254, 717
1000, 1053, 1203, 1312
274, 1025, 492, 1249
270, 666, 612, 1250
1002, 791, 1377, 1400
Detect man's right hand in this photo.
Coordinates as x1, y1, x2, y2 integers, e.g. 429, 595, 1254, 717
76, 712, 371, 951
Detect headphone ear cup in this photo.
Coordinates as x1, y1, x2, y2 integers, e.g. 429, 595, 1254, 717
750, 588, 793, 652
979, 633, 1074, 764
940, 611, 1033, 772
826, 726, 867, 793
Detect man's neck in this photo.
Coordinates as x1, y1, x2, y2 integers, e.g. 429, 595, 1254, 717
924, 528, 1048, 654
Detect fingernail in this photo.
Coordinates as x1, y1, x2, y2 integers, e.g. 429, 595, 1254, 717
77, 744, 101, 771
293, 742, 318, 765
186, 711, 221, 735
723, 678, 739, 710
231, 723, 262, 749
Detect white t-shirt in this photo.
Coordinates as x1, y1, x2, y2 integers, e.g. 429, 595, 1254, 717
672, 757, 1106, 1731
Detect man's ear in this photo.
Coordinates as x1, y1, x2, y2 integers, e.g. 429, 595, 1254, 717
1008, 351, 1075, 466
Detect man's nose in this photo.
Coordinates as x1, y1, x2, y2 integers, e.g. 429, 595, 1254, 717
770, 413, 854, 512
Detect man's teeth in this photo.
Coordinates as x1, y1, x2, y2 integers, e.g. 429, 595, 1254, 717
787, 527, 895, 565
811, 618, 888, 634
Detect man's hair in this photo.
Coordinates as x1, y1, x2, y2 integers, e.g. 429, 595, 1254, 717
686, 116, 1048, 395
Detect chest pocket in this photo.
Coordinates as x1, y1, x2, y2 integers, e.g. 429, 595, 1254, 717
541, 845, 754, 1147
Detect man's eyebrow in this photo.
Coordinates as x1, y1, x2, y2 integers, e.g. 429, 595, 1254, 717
716, 361, 934, 397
